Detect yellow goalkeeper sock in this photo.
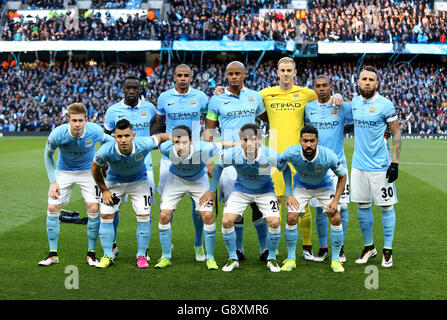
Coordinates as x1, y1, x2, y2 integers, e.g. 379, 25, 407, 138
299, 204, 312, 246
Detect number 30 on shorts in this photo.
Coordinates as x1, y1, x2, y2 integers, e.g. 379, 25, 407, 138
381, 187, 394, 199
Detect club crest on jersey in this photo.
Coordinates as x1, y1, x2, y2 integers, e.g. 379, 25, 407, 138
294, 94, 299, 99
85, 139, 93, 147
248, 96, 254, 102
314, 165, 323, 172
331, 108, 338, 115
190, 99, 197, 105
135, 154, 143, 161
369, 107, 375, 114
141, 111, 147, 117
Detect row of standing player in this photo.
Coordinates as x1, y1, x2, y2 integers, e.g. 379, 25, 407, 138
39, 59, 401, 272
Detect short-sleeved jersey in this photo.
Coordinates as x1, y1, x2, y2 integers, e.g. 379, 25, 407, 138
281, 145, 346, 189
157, 87, 208, 142
46, 122, 112, 171
94, 136, 158, 183
351, 94, 397, 171
207, 88, 265, 142
305, 100, 353, 168
260, 85, 317, 153
211, 145, 286, 194
159, 140, 222, 181
104, 99, 157, 170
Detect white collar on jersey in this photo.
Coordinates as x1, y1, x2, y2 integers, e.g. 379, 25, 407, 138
300, 146, 319, 163
361, 92, 380, 103
173, 87, 191, 95
115, 141, 136, 156
224, 87, 247, 97
121, 99, 142, 109
172, 144, 194, 160
241, 144, 262, 163
68, 126, 86, 139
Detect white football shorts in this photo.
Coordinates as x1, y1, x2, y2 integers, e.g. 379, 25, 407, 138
160, 172, 213, 212
223, 191, 280, 219
310, 168, 350, 207
350, 167, 397, 205
289, 187, 339, 217
48, 170, 100, 205
100, 179, 153, 216
157, 157, 171, 196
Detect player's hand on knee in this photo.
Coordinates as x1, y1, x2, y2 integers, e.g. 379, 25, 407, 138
326, 200, 338, 216
285, 195, 299, 212
386, 162, 399, 183
101, 190, 115, 206
329, 93, 343, 108
199, 191, 215, 208
48, 182, 60, 200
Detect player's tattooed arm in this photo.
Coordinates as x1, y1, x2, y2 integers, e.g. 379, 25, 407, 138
389, 120, 401, 163
150, 114, 165, 135
258, 111, 269, 123
91, 162, 114, 205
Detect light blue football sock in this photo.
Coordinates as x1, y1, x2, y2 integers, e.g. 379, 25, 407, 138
358, 205, 374, 246
285, 224, 298, 260
136, 218, 151, 258
99, 218, 114, 258
203, 223, 216, 260
267, 227, 281, 260
46, 212, 60, 252
191, 199, 204, 248
159, 222, 172, 259
330, 224, 343, 261
234, 223, 244, 252
112, 210, 119, 243
382, 206, 396, 249
87, 213, 100, 252
222, 227, 238, 260
316, 207, 328, 248
340, 206, 349, 243
253, 218, 268, 252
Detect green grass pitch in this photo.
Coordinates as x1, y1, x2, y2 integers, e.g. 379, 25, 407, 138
0, 136, 446, 300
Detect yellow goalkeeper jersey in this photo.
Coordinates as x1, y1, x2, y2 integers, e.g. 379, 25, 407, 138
260, 85, 317, 153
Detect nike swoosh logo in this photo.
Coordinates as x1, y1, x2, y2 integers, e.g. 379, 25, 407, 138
310, 112, 316, 115
118, 115, 125, 118
353, 108, 358, 110
168, 103, 174, 106
224, 101, 231, 105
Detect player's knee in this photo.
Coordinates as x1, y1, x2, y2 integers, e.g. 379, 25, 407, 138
87, 211, 99, 219
358, 203, 372, 209
136, 214, 150, 223
287, 212, 299, 226
267, 217, 280, 229
100, 213, 115, 221
201, 212, 213, 225
330, 213, 342, 226
381, 205, 394, 212
222, 216, 235, 229
86, 202, 99, 214
47, 204, 62, 213
159, 212, 172, 225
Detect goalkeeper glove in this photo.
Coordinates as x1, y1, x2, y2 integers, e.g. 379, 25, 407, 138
386, 162, 398, 183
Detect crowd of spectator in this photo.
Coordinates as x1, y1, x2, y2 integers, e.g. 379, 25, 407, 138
1, 57, 446, 134
4, 0, 445, 43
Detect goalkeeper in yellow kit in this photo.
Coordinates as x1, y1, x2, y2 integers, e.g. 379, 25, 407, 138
258, 57, 343, 269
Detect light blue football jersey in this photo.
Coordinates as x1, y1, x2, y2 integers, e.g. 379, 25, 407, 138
351, 94, 397, 171
281, 145, 346, 189
210, 145, 286, 194
46, 122, 113, 171
305, 100, 352, 168
207, 88, 265, 142
157, 87, 208, 142
94, 136, 158, 183
104, 99, 157, 170
159, 140, 222, 181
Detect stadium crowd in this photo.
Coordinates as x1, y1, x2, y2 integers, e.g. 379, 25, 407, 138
1, 58, 446, 134
2, 0, 446, 43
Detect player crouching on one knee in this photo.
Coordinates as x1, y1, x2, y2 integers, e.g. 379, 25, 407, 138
281, 124, 347, 273
200, 123, 293, 272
